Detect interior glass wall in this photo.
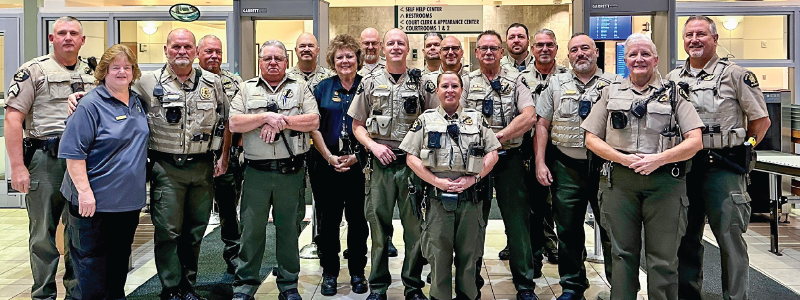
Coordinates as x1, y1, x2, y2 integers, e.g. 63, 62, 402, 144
677, 15, 789, 61
118, 20, 228, 65
46, 20, 108, 60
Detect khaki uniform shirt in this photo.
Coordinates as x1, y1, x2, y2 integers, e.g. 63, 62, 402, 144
358, 56, 387, 77
219, 69, 244, 101
581, 76, 704, 154
418, 63, 472, 110
5, 54, 97, 138
461, 67, 534, 149
520, 63, 568, 95
348, 67, 439, 149
230, 74, 319, 160
537, 68, 619, 159
500, 53, 534, 72
400, 106, 501, 179
287, 65, 335, 92
133, 66, 228, 154
665, 55, 768, 149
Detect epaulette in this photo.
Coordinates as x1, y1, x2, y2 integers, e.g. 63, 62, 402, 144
422, 108, 438, 114
463, 107, 479, 113
468, 69, 483, 78
33, 55, 50, 62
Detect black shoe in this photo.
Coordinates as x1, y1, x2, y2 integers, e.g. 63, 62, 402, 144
556, 292, 585, 300
343, 248, 350, 259
388, 241, 398, 257
406, 290, 428, 300
278, 288, 302, 300
231, 293, 254, 300
544, 246, 559, 264
321, 273, 337, 296
426, 272, 432, 284
160, 290, 182, 300
533, 259, 543, 279
181, 288, 206, 300
350, 275, 368, 294
366, 292, 387, 300
516, 289, 538, 300
498, 246, 510, 260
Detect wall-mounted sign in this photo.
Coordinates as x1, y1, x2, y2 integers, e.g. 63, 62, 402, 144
590, 16, 632, 40
394, 5, 483, 34
169, 4, 200, 22
616, 42, 629, 78
589, 0, 668, 14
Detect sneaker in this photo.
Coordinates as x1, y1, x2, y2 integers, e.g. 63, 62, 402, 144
181, 288, 206, 300
321, 273, 337, 296
405, 290, 428, 300
231, 293, 253, 300
516, 289, 538, 300
388, 240, 398, 257
278, 288, 302, 300
366, 292, 387, 300
498, 246, 510, 260
350, 275, 368, 294
556, 292, 585, 300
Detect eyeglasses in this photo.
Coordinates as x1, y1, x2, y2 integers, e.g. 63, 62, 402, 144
477, 46, 502, 53
534, 42, 556, 49
260, 56, 287, 62
441, 46, 462, 52
361, 41, 380, 47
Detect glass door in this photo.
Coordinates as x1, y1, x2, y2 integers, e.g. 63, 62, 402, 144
1, 16, 22, 207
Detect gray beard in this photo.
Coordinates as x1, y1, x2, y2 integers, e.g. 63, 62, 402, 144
689, 49, 704, 58
573, 60, 594, 74
365, 54, 378, 62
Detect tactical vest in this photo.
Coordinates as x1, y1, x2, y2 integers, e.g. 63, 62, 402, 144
463, 69, 523, 148
364, 71, 424, 142
418, 108, 486, 175
549, 73, 616, 148
289, 66, 334, 92
604, 82, 680, 154
673, 60, 747, 149
146, 68, 221, 154
241, 77, 311, 160
28, 56, 96, 138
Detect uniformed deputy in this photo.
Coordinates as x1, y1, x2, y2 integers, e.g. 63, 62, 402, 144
131, 28, 231, 300
533, 33, 616, 300
500, 23, 536, 72
421, 32, 443, 75
515, 27, 568, 270
4, 16, 93, 300
308, 34, 369, 297
420, 36, 469, 110
670, 16, 771, 300
401, 71, 500, 300
348, 28, 436, 300
197, 34, 244, 275
461, 30, 538, 300
582, 34, 704, 300
229, 40, 320, 300
288, 33, 336, 92
358, 28, 387, 77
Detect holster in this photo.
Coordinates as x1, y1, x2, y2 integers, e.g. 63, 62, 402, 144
708, 146, 753, 174
23, 137, 60, 167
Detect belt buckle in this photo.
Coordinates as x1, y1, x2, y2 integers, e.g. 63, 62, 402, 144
173, 154, 188, 165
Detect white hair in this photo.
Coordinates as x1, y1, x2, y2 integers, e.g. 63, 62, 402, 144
624, 33, 658, 57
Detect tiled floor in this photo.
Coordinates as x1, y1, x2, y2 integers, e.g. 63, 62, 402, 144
1, 207, 800, 300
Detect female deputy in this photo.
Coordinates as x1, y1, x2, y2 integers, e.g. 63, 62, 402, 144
581, 33, 703, 300
308, 34, 369, 296
58, 44, 148, 300
400, 71, 499, 300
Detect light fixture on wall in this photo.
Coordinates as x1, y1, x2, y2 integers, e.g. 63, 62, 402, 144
142, 22, 159, 35
722, 18, 739, 59
722, 19, 739, 31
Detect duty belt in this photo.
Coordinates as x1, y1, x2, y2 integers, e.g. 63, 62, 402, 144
150, 150, 214, 166
374, 149, 407, 167
245, 153, 307, 173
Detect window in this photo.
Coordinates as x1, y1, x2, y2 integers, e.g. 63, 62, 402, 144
119, 21, 227, 64
46, 20, 108, 60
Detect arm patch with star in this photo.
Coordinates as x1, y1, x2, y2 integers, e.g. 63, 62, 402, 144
13, 69, 29, 82
410, 118, 423, 132
743, 71, 760, 88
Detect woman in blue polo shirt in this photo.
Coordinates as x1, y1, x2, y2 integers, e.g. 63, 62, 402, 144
59, 44, 148, 300
308, 34, 369, 296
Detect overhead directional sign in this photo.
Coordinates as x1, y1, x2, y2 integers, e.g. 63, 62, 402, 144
395, 5, 483, 34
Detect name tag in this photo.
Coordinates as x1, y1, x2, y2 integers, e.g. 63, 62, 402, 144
332, 96, 341, 102
378, 85, 388, 89
565, 90, 577, 95
116, 115, 127, 121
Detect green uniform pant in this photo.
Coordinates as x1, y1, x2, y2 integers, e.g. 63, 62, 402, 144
150, 156, 214, 293
421, 191, 485, 300
551, 155, 613, 296
234, 165, 304, 295
364, 158, 425, 295
213, 152, 243, 268
493, 150, 536, 291
26, 150, 76, 300
678, 164, 750, 300
599, 164, 688, 300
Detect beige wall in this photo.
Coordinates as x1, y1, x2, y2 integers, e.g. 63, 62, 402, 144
119, 21, 228, 65
329, 5, 571, 70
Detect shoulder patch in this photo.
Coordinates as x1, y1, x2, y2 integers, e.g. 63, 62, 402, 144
744, 72, 759, 88
481, 116, 489, 127
679, 84, 689, 99
14, 69, 29, 82
425, 80, 436, 93
8, 83, 19, 97
410, 118, 423, 132
357, 82, 364, 95
521, 77, 529, 89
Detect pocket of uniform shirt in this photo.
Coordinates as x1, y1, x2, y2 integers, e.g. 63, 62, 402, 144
556, 96, 580, 120
46, 73, 74, 99
645, 102, 672, 133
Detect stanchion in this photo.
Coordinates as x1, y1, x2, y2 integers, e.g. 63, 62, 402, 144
586, 208, 604, 263
299, 197, 319, 259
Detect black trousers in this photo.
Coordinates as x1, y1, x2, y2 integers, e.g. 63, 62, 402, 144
67, 203, 140, 300
308, 150, 369, 276
213, 151, 243, 266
